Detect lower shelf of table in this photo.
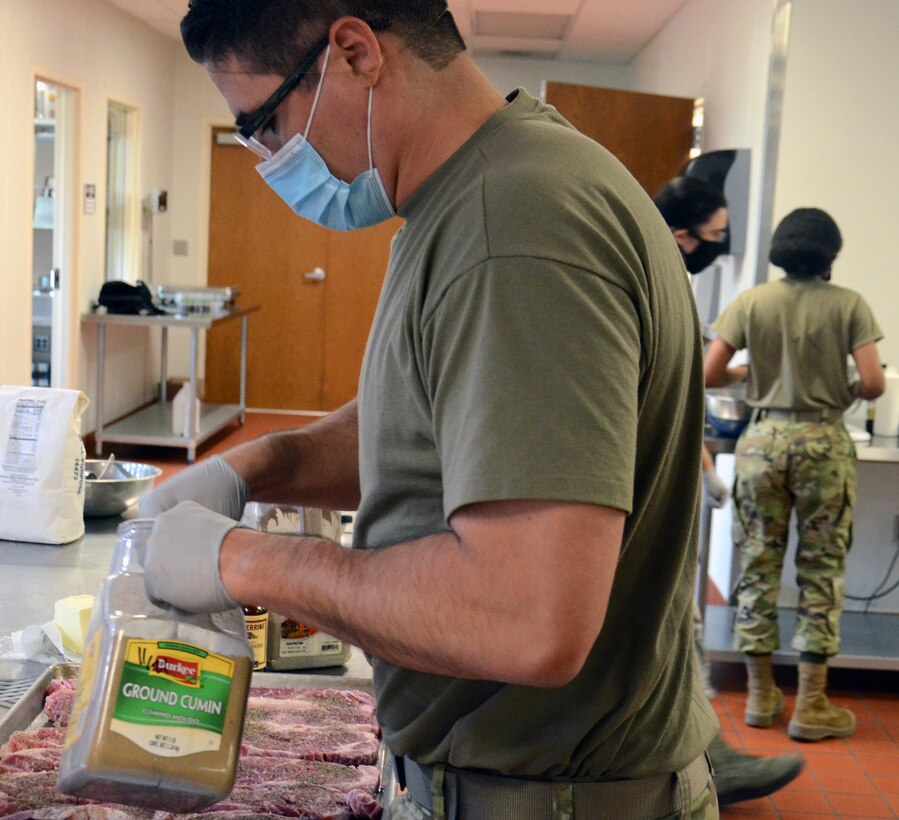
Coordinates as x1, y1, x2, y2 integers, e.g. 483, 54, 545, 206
704, 604, 899, 670
96, 401, 244, 457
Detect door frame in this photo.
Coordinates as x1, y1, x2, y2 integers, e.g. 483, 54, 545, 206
32, 67, 81, 390
105, 94, 143, 284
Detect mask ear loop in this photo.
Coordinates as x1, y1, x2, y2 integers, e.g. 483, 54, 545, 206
367, 86, 375, 171
302, 45, 331, 143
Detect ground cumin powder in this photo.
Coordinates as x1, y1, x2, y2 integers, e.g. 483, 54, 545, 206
57, 520, 253, 812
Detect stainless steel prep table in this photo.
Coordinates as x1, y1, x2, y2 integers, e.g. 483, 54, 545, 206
700, 429, 899, 670
83, 305, 259, 462
0, 517, 372, 721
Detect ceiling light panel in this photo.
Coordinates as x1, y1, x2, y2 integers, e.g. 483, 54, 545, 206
474, 11, 571, 39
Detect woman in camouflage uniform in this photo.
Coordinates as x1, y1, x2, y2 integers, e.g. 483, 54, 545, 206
704, 208, 885, 741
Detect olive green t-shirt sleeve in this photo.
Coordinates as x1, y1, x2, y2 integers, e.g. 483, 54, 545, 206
421, 256, 640, 520
712, 295, 747, 350
849, 295, 884, 351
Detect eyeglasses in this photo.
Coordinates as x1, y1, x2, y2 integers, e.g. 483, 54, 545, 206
234, 35, 330, 159
690, 226, 729, 244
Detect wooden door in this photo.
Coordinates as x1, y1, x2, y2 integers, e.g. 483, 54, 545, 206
544, 82, 695, 197
206, 128, 400, 411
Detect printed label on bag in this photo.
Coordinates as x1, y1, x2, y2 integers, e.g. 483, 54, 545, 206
3, 399, 44, 471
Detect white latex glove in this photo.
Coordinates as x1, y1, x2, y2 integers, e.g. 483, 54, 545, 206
702, 468, 731, 509
144, 501, 240, 612
139, 455, 249, 519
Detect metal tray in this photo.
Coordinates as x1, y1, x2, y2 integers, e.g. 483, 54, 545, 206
0, 663, 397, 813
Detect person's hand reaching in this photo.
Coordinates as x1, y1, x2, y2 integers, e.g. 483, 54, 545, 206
702, 468, 731, 509
139, 455, 249, 520
144, 501, 240, 612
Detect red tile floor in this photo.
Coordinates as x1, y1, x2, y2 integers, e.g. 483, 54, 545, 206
107, 412, 899, 819
710, 661, 899, 819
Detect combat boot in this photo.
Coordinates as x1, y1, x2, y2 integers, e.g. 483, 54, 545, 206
708, 734, 804, 806
788, 661, 856, 741
744, 653, 784, 727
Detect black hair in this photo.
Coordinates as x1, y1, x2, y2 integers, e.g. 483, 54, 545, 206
181, 0, 465, 82
769, 207, 842, 279
652, 176, 727, 231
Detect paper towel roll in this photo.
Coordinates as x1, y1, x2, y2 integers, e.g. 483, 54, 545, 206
873, 368, 899, 438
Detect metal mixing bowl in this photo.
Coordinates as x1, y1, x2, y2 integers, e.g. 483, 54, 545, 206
705, 389, 752, 438
84, 460, 162, 517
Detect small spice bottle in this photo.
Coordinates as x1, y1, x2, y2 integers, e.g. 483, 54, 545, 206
242, 605, 268, 671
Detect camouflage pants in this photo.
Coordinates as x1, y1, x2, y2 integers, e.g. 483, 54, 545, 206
386, 772, 718, 819
732, 418, 856, 656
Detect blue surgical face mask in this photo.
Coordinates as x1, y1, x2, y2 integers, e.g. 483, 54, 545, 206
256, 47, 395, 231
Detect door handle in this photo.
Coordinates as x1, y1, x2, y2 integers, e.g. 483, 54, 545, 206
303, 267, 326, 282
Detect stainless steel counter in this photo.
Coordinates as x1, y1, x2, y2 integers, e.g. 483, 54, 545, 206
83, 305, 260, 463
0, 516, 371, 719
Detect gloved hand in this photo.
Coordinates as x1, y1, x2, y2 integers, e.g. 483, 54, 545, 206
139, 455, 249, 519
702, 468, 731, 509
144, 501, 240, 612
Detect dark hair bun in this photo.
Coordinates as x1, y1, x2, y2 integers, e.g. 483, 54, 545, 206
769, 208, 841, 276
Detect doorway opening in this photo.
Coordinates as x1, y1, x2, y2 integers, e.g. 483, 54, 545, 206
105, 100, 140, 283
31, 78, 78, 389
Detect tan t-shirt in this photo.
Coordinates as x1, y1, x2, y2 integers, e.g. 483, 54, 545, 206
355, 89, 717, 779
714, 277, 883, 409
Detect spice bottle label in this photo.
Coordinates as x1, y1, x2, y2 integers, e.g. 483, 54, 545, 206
64, 630, 101, 749
243, 613, 268, 671
276, 620, 344, 658
110, 639, 236, 757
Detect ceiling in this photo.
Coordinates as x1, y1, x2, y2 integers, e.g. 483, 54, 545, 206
105, 0, 688, 62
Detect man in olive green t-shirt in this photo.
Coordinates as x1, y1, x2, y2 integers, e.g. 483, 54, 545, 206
706, 208, 884, 743
140, 2, 721, 816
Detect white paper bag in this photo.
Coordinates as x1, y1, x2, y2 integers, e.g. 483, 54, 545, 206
0, 386, 90, 544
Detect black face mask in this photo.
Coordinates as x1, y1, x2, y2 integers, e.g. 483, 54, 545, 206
684, 239, 725, 274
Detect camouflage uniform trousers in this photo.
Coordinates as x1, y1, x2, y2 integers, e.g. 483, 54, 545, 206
731, 417, 856, 656
386, 774, 718, 819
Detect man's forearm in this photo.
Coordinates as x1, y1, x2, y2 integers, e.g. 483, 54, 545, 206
221, 501, 621, 687
224, 400, 361, 510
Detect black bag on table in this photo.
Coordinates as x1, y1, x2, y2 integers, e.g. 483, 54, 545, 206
97, 280, 163, 315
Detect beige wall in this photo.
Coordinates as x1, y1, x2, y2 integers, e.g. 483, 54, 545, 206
773, 0, 898, 369
630, 0, 775, 303
0, 0, 182, 431
5, 0, 894, 437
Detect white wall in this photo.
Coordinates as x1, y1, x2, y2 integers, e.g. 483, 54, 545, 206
630, 0, 775, 304
473, 54, 632, 99
765, 0, 899, 612
772, 0, 899, 369
0, 0, 180, 432
625, 0, 777, 599
650, 0, 899, 611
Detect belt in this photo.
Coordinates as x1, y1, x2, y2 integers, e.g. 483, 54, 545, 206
753, 407, 843, 423
398, 752, 712, 820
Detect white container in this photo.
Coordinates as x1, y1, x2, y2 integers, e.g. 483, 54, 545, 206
171, 384, 200, 437
873, 367, 899, 438
239, 503, 351, 671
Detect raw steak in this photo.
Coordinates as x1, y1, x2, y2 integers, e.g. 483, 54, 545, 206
0, 746, 62, 774
0, 771, 85, 816
236, 757, 379, 793
2, 729, 67, 753
3, 807, 140, 819
42, 684, 76, 728
245, 690, 378, 732
0, 682, 386, 819
241, 723, 380, 766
